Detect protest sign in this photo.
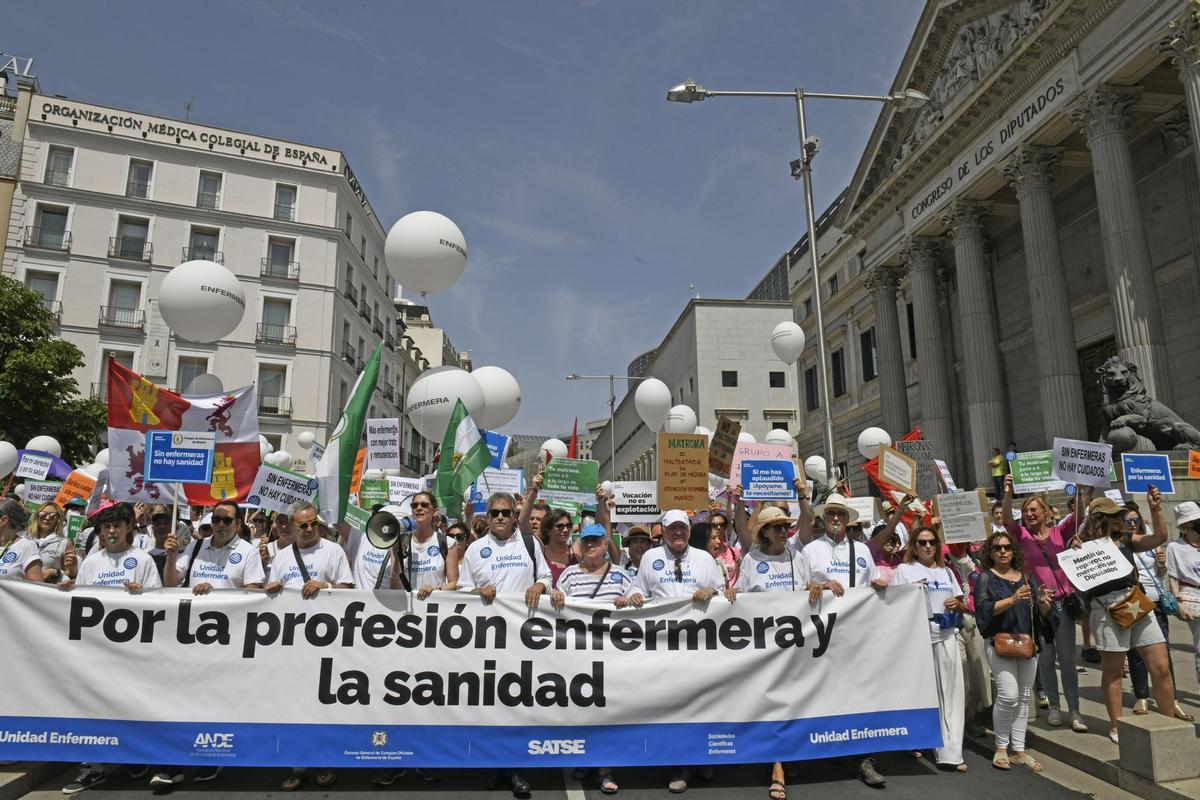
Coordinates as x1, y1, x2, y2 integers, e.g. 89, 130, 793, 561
23, 480, 63, 507
940, 513, 990, 544
247, 463, 319, 514
54, 470, 97, 508
610, 481, 660, 523
1104, 489, 1124, 505
1056, 536, 1134, 593
933, 489, 988, 520
1190, 450, 1200, 480
64, 513, 85, 543
386, 477, 425, 516
14, 452, 52, 481
1051, 437, 1113, 489
1120, 453, 1174, 495
895, 439, 938, 499
0, 582, 939, 767
730, 442, 794, 489
358, 479, 390, 510
144, 431, 215, 484
309, 442, 326, 465
707, 416, 741, 478
349, 448, 367, 496
933, 459, 957, 492
343, 504, 370, 535
657, 432, 710, 509
365, 418, 401, 471
470, 468, 526, 513
740, 460, 798, 501
878, 445, 917, 495
1008, 450, 1064, 494
844, 497, 878, 527
484, 431, 511, 469
541, 458, 599, 507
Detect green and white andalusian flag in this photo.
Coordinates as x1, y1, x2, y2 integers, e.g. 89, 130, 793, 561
433, 398, 490, 513
315, 343, 382, 523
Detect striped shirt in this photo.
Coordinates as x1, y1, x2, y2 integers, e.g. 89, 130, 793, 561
557, 563, 633, 600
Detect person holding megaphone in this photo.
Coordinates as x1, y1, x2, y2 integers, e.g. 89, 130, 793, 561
352, 491, 449, 598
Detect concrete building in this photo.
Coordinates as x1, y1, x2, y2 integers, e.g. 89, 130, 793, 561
785, 0, 1200, 491
2, 89, 448, 476
0, 56, 37, 267
592, 299, 800, 481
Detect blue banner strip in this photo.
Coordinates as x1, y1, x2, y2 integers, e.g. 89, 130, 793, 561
0, 709, 940, 767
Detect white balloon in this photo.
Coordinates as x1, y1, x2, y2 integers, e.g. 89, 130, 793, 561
79, 462, 104, 479
158, 260, 246, 343
634, 379, 671, 431
770, 321, 806, 364
540, 438, 568, 464
25, 435, 62, 457
185, 373, 224, 395
737, 432, 757, 444
857, 426, 892, 459
363, 468, 384, 481
804, 455, 829, 484
94, 448, 110, 467
694, 426, 712, 439
297, 431, 316, 449
0, 442, 16, 477
472, 366, 521, 429
273, 451, 294, 470
600, 480, 613, 497
385, 211, 468, 295
662, 405, 698, 434
14, 484, 25, 499
405, 366, 487, 440
764, 429, 793, 447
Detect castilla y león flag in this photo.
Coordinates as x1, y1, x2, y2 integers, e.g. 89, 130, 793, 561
105, 359, 260, 504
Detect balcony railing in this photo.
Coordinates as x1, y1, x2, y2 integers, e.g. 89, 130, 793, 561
359, 298, 371, 319
98, 306, 145, 329
256, 323, 296, 346
89, 382, 108, 402
0, 95, 15, 113
257, 395, 292, 416
24, 226, 71, 252
126, 180, 149, 199
182, 246, 223, 264
385, 331, 395, 350
44, 169, 71, 187
260, 257, 299, 280
196, 192, 220, 210
341, 343, 356, 365
372, 318, 384, 337
381, 384, 394, 403
343, 281, 358, 305
108, 236, 152, 261
273, 203, 295, 222
43, 300, 62, 322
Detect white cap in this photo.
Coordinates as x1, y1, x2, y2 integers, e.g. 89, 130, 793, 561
660, 509, 690, 529
1175, 501, 1200, 527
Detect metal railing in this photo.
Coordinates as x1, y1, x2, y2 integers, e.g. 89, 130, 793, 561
196, 191, 220, 210
359, 298, 371, 319
89, 382, 108, 402
126, 179, 149, 199
381, 384, 394, 402
273, 203, 295, 222
108, 236, 152, 261
257, 395, 292, 416
24, 226, 71, 251
343, 281, 358, 304
44, 300, 62, 321
385, 331, 395, 350
98, 306, 145, 329
260, 257, 299, 280
44, 169, 70, 187
256, 323, 296, 346
372, 318, 383, 337
182, 246, 222, 264
341, 343, 356, 365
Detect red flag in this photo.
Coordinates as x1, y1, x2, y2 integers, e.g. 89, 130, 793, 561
862, 428, 930, 528
568, 418, 578, 459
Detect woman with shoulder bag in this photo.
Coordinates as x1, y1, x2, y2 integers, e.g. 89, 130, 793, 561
1168, 502, 1200, 706
1071, 488, 1175, 744
973, 530, 1053, 772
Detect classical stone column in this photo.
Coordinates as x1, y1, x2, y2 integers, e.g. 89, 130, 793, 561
1069, 85, 1172, 403
1157, 7, 1200, 190
1157, 105, 1200, 287
1002, 145, 1088, 442
864, 266, 910, 437
903, 238, 955, 466
941, 201, 1007, 486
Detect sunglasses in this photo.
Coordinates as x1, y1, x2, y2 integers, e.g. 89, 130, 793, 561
210, 516, 235, 525
992, 544, 1013, 552
411, 501, 433, 509
916, 539, 937, 547
488, 508, 513, 518
551, 522, 570, 530
711, 521, 727, 529
294, 521, 321, 531
37, 512, 61, 520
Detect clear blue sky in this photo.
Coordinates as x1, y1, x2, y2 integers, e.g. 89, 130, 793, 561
11, 0, 924, 435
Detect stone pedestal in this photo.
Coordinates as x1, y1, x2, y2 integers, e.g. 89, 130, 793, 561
1117, 713, 1200, 783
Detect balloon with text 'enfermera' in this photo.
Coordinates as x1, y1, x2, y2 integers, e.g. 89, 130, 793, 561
770, 321, 806, 364
471, 366, 521, 430
158, 260, 246, 343
405, 366, 487, 441
857, 427, 892, 460
764, 429, 793, 448
385, 211, 468, 295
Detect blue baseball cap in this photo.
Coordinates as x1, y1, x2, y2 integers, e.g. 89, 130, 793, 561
579, 524, 607, 539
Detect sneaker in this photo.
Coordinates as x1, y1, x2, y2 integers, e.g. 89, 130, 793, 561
62, 766, 106, 795
668, 767, 690, 793
149, 768, 185, 787
509, 772, 532, 798
1108, 730, 1120, 744
194, 765, 223, 783
859, 757, 886, 787
1071, 713, 1089, 733
371, 769, 407, 787
1046, 709, 1063, 727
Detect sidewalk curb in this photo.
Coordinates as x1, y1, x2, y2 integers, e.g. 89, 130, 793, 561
0, 762, 69, 800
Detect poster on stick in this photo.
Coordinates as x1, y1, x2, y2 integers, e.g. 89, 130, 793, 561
1051, 437, 1113, 489
657, 432, 709, 510
1120, 453, 1174, 495
895, 440, 937, 499
740, 460, 797, 501
1008, 450, 1064, 494
878, 445, 917, 495
610, 481, 661, 523
730, 442, 794, 489
365, 418, 401, 471
1056, 536, 1134, 593
540, 458, 599, 507
708, 416, 741, 479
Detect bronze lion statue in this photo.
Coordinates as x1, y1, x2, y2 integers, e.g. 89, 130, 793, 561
1098, 357, 1200, 452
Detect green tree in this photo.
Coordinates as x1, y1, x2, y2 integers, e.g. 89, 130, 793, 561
0, 276, 105, 465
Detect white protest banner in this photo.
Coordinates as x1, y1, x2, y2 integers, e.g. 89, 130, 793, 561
1104, 489, 1125, 505
14, 452, 52, 481
23, 480, 64, 507
366, 418, 401, 471
933, 459, 957, 492
878, 445, 917, 495
246, 464, 320, 514
844, 497, 878, 527
469, 468, 526, 513
729, 442, 794, 489
610, 481, 661, 523
1051, 437, 1113, 489
0, 582, 940, 767
1056, 537, 1134, 593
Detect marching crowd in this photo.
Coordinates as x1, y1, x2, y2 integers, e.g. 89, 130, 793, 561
1, 466, 1199, 799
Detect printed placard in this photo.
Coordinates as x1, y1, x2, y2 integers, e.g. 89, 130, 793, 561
247, 463, 320, 514
895, 440, 938, 499
730, 442, 795, 489
470, 468, 526, 513
14, 452, 53, 481
349, 448, 367, 496
941, 512, 990, 544
1120, 453, 1174, 495
844, 497, 878, 527
309, 442, 326, 465
657, 432, 710, 510
1051, 437, 1113, 489
878, 445, 917, 495
1008, 450, 1064, 494
343, 504, 370, 535
1104, 489, 1125, 505
24, 480, 63, 507
933, 489, 988, 520
64, 513, 85, 543
740, 460, 798, 501
365, 418, 401, 471
610, 481, 660, 523
1056, 536, 1135, 593
933, 459, 957, 492
1189, 450, 1200, 480
708, 416, 741, 479
484, 432, 511, 469
387, 476, 424, 504
144, 431, 216, 484
358, 479, 390, 510
54, 470, 97, 508
541, 458, 599, 507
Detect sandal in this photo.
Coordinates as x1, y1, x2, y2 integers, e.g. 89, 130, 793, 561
1175, 703, 1196, 723
938, 762, 968, 772
600, 774, 619, 795
768, 778, 787, 799
1010, 753, 1043, 772
992, 753, 1010, 770
281, 774, 305, 791
315, 769, 336, 787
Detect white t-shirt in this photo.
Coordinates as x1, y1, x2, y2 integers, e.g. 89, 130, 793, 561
0, 537, 42, 581
1133, 550, 1162, 603
1166, 540, 1200, 588
76, 547, 162, 588
630, 545, 725, 598
351, 532, 446, 591
891, 561, 963, 642
268, 539, 354, 589
734, 548, 805, 593
457, 533, 551, 593
131, 531, 155, 551
557, 563, 634, 601
799, 535, 877, 593
175, 537, 265, 589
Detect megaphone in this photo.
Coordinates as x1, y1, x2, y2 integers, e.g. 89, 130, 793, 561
366, 505, 416, 550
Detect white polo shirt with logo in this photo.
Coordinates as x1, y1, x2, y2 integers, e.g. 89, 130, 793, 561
350, 531, 446, 591
0, 537, 42, 581
175, 537, 266, 589
457, 532, 551, 593
798, 535, 877, 592
630, 545, 724, 598
734, 548, 805, 593
76, 547, 162, 588
268, 539, 354, 589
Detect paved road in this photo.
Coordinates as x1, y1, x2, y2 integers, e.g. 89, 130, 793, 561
22, 746, 1115, 800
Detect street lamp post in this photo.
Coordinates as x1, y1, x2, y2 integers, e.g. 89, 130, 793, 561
565, 373, 647, 480
667, 79, 927, 476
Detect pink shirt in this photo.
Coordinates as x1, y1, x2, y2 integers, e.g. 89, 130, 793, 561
1005, 513, 1076, 596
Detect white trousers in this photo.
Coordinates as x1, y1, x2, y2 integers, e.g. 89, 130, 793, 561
986, 644, 1037, 751
932, 637, 965, 766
